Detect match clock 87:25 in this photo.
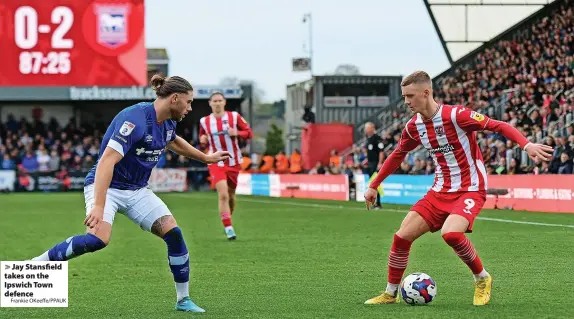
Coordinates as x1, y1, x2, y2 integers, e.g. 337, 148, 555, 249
15, 6, 73, 75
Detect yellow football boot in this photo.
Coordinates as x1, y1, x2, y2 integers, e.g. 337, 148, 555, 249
473, 275, 493, 306
364, 292, 399, 305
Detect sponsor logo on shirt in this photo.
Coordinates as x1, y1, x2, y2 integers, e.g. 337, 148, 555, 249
136, 148, 163, 162
428, 144, 455, 155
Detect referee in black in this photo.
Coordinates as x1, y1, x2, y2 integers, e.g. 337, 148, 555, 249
364, 122, 384, 209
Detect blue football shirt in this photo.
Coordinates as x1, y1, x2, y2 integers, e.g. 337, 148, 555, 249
85, 102, 178, 190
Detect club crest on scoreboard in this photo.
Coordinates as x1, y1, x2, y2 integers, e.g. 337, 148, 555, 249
95, 5, 130, 48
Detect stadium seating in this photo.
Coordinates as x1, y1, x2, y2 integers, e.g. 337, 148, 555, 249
350, 2, 573, 176
0, 116, 207, 172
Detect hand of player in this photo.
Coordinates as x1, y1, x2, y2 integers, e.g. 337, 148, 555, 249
227, 128, 238, 137
364, 188, 378, 210
525, 143, 554, 162
84, 206, 104, 229
199, 135, 208, 144
205, 151, 232, 164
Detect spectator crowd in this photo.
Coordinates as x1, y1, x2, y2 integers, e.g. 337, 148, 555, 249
1, 115, 100, 173
0, 114, 217, 190
348, 2, 574, 176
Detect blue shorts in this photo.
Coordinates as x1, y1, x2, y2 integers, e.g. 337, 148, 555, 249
83, 184, 172, 232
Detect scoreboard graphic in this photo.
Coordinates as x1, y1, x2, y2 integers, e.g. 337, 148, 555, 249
0, 0, 146, 87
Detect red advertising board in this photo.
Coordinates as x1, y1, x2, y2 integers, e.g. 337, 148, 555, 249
279, 174, 349, 201
484, 175, 574, 213
0, 0, 146, 86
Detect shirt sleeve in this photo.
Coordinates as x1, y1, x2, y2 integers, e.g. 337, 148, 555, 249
456, 106, 530, 148
455, 107, 491, 132
199, 120, 206, 137
483, 119, 530, 149
369, 128, 419, 189
168, 121, 177, 142
107, 110, 145, 157
376, 136, 384, 152
236, 113, 253, 139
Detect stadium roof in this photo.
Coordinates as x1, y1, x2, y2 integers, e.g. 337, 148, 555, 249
146, 48, 169, 64
424, 0, 557, 64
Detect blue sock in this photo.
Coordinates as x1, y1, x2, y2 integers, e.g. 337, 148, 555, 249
163, 227, 189, 283
47, 233, 106, 261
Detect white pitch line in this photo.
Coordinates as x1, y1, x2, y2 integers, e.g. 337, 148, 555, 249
169, 193, 574, 229
473, 217, 574, 228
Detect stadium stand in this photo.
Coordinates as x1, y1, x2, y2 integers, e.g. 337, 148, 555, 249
0, 116, 212, 189
348, 1, 573, 176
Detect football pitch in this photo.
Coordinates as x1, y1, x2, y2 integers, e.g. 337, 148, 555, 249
1, 192, 573, 318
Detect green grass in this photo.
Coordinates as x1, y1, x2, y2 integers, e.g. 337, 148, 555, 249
0, 192, 573, 318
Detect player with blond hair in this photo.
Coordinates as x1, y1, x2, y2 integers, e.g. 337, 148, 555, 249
364, 71, 553, 306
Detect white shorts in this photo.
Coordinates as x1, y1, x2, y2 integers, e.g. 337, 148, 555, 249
83, 184, 172, 232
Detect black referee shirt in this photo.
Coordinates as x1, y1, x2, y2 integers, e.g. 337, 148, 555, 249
365, 134, 384, 164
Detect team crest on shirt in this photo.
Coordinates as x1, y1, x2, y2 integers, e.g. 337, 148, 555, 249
166, 130, 173, 142
119, 121, 135, 136
434, 126, 444, 136
470, 111, 485, 122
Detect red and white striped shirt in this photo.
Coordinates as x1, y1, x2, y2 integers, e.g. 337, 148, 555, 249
370, 104, 530, 193
199, 111, 252, 167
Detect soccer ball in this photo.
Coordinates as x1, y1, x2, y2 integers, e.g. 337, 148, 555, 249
400, 273, 437, 305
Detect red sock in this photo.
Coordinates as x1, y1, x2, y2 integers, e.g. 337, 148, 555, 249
220, 212, 232, 227
442, 232, 484, 274
388, 234, 412, 284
